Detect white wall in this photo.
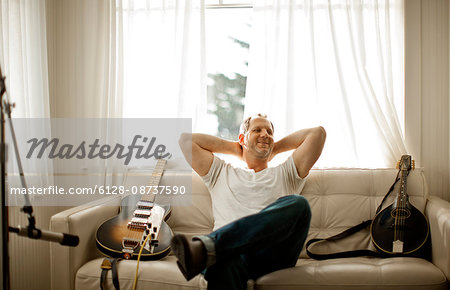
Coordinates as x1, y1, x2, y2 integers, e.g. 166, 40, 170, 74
405, 0, 450, 201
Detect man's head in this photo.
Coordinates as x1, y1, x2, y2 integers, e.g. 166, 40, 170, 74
239, 114, 275, 161
239, 113, 274, 136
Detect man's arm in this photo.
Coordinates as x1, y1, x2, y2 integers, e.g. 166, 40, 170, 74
179, 133, 242, 176
272, 126, 326, 178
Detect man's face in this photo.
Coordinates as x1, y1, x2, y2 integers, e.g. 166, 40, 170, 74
240, 117, 274, 159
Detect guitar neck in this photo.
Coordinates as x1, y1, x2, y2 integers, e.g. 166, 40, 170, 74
141, 159, 166, 203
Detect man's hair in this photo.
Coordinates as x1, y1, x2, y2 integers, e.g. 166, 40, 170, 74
239, 113, 274, 135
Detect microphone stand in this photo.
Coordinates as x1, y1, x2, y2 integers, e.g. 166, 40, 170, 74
1, 65, 10, 290
0, 66, 79, 290
0, 66, 36, 235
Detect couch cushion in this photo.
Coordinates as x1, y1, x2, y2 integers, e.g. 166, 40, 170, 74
255, 257, 447, 290
76, 256, 447, 290
76, 256, 205, 290
76, 256, 251, 290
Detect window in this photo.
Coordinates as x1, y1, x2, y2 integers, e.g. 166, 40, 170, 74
205, 4, 252, 140
118, 0, 405, 168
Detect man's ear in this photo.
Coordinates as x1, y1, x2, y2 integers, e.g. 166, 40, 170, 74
238, 133, 245, 146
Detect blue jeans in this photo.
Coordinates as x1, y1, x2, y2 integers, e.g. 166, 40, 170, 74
199, 195, 311, 290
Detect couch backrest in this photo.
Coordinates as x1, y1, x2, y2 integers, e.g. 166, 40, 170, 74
163, 172, 214, 236
164, 172, 214, 236
124, 167, 214, 236
302, 168, 428, 257
166, 168, 429, 257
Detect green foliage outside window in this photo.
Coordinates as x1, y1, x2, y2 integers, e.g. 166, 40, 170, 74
207, 37, 249, 140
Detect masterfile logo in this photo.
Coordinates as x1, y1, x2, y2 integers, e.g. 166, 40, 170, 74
9, 118, 189, 168
26, 135, 172, 165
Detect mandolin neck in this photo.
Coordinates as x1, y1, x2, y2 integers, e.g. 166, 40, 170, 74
395, 167, 409, 210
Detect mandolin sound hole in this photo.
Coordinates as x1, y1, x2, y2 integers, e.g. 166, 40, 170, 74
390, 208, 411, 219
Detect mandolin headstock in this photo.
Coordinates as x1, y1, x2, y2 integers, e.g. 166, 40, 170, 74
396, 155, 415, 171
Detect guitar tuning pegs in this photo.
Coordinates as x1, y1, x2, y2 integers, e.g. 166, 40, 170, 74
412, 160, 415, 169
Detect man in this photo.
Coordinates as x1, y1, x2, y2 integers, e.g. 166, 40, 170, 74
172, 114, 326, 289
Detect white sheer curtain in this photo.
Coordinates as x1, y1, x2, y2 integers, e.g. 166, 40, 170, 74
0, 1, 56, 289
0, 0, 53, 192
119, 0, 207, 132
45, 0, 125, 192
49, 0, 123, 119
245, 0, 406, 168
0, 0, 49, 118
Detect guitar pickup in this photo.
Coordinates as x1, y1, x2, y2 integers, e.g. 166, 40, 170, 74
123, 237, 140, 249
134, 209, 152, 218
136, 201, 154, 210
127, 217, 150, 230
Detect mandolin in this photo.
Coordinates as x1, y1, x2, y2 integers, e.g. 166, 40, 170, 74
96, 159, 173, 260
370, 155, 430, 257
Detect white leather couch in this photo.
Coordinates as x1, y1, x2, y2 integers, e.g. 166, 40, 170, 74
50, 167, 450, 290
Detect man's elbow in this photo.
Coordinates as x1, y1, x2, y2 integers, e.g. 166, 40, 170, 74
178, 133, 192, 149
313, 126, 327, 151
316, 126, 326, 142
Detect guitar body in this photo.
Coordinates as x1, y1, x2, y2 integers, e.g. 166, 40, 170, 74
96, 195, 173, 260
371, 198, 429, 257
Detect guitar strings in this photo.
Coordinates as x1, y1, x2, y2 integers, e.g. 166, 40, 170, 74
394, 167, 401, 243
394, 162, 410, 252
394, 162, 406, 247
400, 170, 406, 243
400, 169, 411, 246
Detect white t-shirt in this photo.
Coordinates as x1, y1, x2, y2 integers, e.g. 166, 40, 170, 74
202, 155, 306, 231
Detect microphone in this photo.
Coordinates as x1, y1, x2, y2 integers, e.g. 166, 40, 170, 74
9, 226, 79, 247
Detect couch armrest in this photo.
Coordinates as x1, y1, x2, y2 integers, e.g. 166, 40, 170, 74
426, 196, 450, 281
50, 196, 122, 290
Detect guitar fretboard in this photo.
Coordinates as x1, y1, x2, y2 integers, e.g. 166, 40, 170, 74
141, 159, 167, 203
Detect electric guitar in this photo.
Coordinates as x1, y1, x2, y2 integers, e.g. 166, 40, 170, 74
370, 155, 430, 257
96, 159, 173, 260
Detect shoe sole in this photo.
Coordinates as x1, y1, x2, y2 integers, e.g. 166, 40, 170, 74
171, 235, 197, 281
